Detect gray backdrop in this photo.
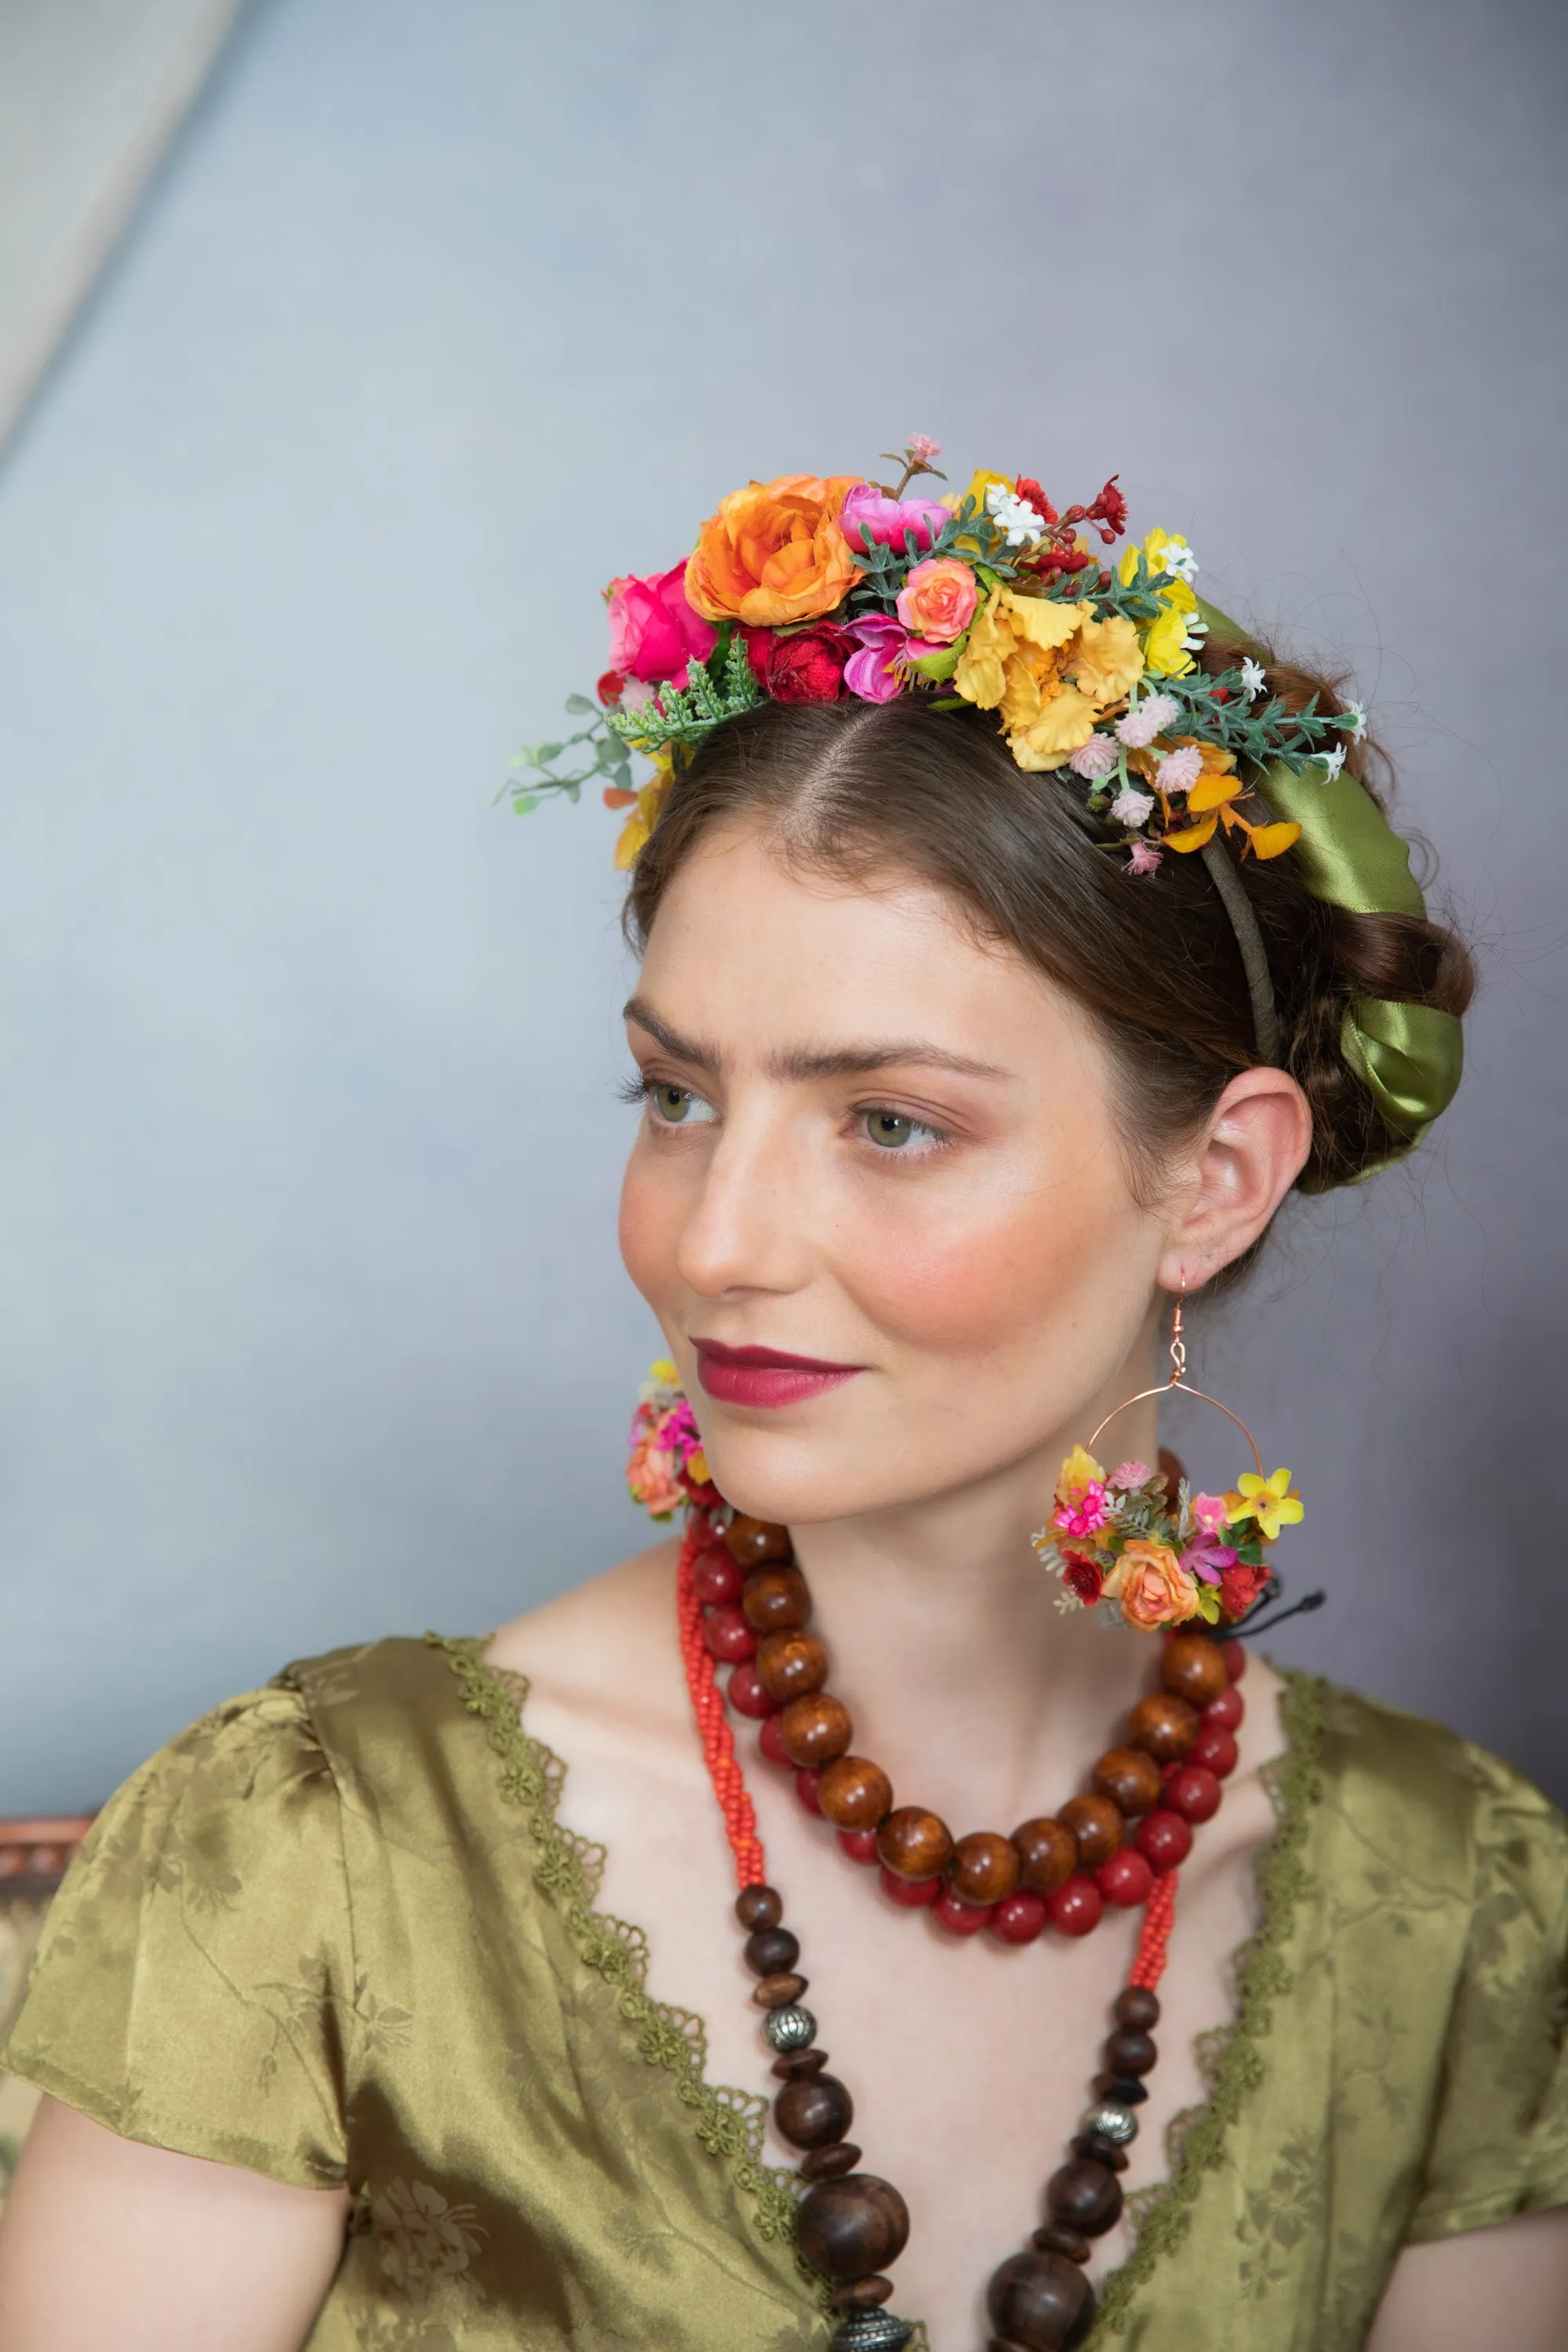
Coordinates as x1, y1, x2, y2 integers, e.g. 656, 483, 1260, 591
2, 0, 1565, 1813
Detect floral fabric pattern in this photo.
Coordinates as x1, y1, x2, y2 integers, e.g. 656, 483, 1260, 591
2, 1640, 1566, 2350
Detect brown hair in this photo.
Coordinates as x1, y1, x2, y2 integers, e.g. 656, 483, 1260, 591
623, 633, 1473, 1206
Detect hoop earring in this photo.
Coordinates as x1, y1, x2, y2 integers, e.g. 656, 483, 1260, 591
1031, 1282, 1313, 1636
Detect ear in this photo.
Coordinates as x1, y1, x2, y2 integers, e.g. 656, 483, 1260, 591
1156, 1068, 1313, 1290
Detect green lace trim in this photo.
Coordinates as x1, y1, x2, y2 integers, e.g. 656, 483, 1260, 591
1091, 1666, 1328, 2339
427, 1633, 805, 2259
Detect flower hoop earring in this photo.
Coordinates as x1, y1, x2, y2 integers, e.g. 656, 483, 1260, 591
1032, 1282, 1309, 1635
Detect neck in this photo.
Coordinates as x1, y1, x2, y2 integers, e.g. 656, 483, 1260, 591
788, 1311, 1166, 1824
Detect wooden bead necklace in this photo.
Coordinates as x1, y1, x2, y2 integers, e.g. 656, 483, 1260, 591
695, 1502, 1244, 1946
676, 1507, 1247, 2350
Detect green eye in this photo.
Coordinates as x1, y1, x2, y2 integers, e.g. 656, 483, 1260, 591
650, 1084, 715, 1126
867, 1111, 917, 1149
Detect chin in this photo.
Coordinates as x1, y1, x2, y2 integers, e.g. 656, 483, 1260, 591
695, 1414, 970, 1529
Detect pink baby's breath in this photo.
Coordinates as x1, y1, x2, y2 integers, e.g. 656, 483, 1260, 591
1115, 693, 1179, 750
1125, 839, 1163, 875
1155, 745, 1203, 795
907, 434, 942, 461
1108, 1460, 1152, 1490
1069, 732, 1120, 779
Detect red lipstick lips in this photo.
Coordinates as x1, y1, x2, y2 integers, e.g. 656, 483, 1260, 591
692, 1338, 863, 1410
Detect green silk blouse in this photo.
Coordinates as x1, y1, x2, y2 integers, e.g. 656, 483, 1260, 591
5, 1633, 1568, 2350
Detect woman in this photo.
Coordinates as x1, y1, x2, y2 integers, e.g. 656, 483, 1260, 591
2, 455, 1565, 2351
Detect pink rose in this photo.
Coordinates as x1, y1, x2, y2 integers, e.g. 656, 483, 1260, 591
843, 615, 910, 703
839, 483, 949, 554
895, 557, 978, 646
606, 564, 718, 687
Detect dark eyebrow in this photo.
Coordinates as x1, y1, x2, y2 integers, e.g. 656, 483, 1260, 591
622, 996, 1007, 1084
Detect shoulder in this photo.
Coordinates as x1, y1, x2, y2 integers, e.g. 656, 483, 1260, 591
485, 1535, 688, 1742
1296, 1668, 1568, 1907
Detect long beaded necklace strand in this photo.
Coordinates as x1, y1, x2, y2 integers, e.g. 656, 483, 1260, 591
675, 1508, 1247, 2352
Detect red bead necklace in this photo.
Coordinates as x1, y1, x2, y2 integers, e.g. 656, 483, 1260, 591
676, 1506, 1243, 2350
693, 1505, 1243, 1946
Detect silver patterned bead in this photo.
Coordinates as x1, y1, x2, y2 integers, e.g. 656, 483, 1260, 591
761, 2002, 816, 2054
829, 2313, 914, 2352
1082, 2097, 1138, 2146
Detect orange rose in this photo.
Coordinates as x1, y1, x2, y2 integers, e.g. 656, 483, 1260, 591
1109, 1540, 1200, 1631
684, 474, 863, 626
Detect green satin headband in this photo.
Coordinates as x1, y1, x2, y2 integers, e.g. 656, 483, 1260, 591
1194, 595, 1463, 1176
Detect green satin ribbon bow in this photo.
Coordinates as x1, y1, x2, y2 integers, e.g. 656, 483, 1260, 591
1194, 596, 1464, 1172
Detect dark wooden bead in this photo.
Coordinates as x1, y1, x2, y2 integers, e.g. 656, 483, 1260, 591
832, 2275, 894, 2311
725, 1515, 793, 1567
877, 1806, 954, 1882
1127, 1691, 1198, 1762
1013, 1816, 1077, 1894
800, 2140, 861, 2180
1161, 1630, 1229, 1707
1071, 2132, 1128, 2172
1114, 1985, 1160, 2031
1031, 2223, 1091, 2264
742, 1566, 811, 1633
985, 2247, 1096, 2350
771, 2047, 828, 2082
735, 1884, 782, 1930
756, 1630, 828, 1704
1094, 2072, 1149, 2105
1046, 2157, 1123, 2238
743, 1926, 800, 1977
796, 2175, 910, 2282
779, 1693, 854, 1768
775, 2071, 853, 2151
751, 1972, 808, 2009
1058, 1794, 1124, 1867
1104, 2027, 1157, 2077
949, 1830, 1020, 1905
1091, 1744, 1164, 1817
817, 1755, 894, 1831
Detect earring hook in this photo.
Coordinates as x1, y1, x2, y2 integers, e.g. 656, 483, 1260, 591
1086, 1274, 1265, 1477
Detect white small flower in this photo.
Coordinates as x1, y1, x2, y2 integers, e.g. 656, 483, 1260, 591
1111, 785, 1156, 828
1318, 743, 1347, 781
1338, 700, 1367, 740
985, 484, 1046, 546
1161, 538, 1200, 582
1240, 657, 1267, 702
1181, 615, 1209, 652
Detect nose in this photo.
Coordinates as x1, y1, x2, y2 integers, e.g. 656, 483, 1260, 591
673, 1104, 817, 1301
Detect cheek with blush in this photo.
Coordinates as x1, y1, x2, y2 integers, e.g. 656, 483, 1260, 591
618, 1152, 681, 1317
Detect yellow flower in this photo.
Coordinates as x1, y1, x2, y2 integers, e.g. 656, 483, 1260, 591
1120, 529, 1201, 678
1062, 611, 1144, 706
1055, 1444, 1105, 1505
1228, 1468, 1305, 1542
611, 749, 679, 869
953, 589, 1102, 770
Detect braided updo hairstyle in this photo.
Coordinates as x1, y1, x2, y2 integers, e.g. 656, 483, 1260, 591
623, 629, 1473, 1207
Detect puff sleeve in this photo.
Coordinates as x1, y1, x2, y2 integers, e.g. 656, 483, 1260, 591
0, 1683, 351, 2188
1406, 1742, 1568, 2239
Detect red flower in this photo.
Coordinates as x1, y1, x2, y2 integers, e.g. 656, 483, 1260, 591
1218, 1563, 1270, 1621
1062, 1552, 1105, 1607
597, 669, 627, 706
1014, 476, 1058, 528
1085, 476, 1127, 543
744, 622, 851, 703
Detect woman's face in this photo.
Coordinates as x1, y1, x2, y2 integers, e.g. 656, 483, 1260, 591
618, 817, 1180, 1527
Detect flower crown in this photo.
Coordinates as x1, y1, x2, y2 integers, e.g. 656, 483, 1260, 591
510, 437, 1363, 877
